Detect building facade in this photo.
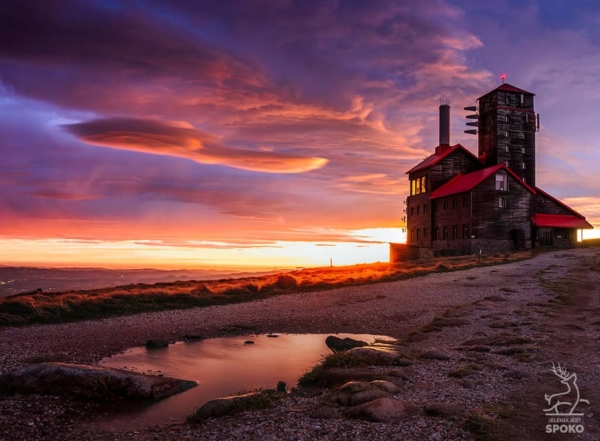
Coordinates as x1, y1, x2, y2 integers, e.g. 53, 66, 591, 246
391, 83, 593, 261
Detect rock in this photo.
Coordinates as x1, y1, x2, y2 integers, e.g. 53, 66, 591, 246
192, 391, 272, 420
276, 381, 286, 393
421, 350, 452, 361
183, 335, 205, 341
369, 380, 400, 394
0, 363, 197, 401
348, 398, 419, 422
266, 334, 279, 338
145, 340, 169, 349
348, 389, 390, 406
274, 275, 298, 290
243, 340, 255, 345
339, 381, 371, 395
325, 336, 368, 353
346, 347, 400, 366
424, 403, 465, 417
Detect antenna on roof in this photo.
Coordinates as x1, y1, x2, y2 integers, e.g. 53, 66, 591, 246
500, 73, 507, 84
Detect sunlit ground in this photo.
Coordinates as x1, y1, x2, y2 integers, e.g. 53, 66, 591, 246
0, 228, 407, 269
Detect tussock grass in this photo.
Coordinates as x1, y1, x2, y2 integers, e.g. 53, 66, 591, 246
298, 352, 363, 387
0, 251, 533, 326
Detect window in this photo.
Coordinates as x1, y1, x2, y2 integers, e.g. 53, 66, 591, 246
443, 226, 448, 240
433, 201, 438, 213
505, 145, 509, 152
410, 176, 427, 195
443, 201, 448, 211
505, 160, 510, 167
452, 225, 458, 240
452, 198, 457, 209
520, 94, 524, 105
495, 173, 508, 191
433, 227, 439, 240
416, 229, 420, 240
522, 162, 526, 169
523, 177, 527, 183
503, 130, 509, 137
423, 227, 428, 238
462, 224, 469, 239
498, 196, 506, 208
410, 207, 414, 216
522, 147, 526, 154
462, 196, 468, 207
423, 204, 427, 214
525, 114, 529, 123
416, 206, 420, 215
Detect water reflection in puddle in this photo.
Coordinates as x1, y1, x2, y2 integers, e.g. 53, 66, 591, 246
96, 333, 385, 431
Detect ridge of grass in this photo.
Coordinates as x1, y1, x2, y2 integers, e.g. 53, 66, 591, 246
0, 251, 535, 326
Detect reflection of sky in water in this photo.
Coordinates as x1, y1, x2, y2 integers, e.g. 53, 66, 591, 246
96, 333, 383, 431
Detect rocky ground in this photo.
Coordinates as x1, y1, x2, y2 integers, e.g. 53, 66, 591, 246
0, 247, 599, 440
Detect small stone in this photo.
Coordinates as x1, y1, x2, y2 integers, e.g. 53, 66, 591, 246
244, 341, 255, 345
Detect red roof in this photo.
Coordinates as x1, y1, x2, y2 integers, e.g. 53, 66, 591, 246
430, 164, 536, 199
535, 187, 586, 219
532, 214, 593, 229
479, 83, 535, 99
406, 144, 479, 175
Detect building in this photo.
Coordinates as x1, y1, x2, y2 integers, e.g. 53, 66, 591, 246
390, 83, 593, 262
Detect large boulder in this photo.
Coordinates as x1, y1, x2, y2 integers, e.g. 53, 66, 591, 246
325, 336, 368, 352
192, 391, 273, 420
348, 398, 419, 422
0, 363, 197, 401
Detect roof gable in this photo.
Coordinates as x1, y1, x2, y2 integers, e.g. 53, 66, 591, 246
535, 187, 586, 219
406, 144, 480, 175
430, 165, 536, 199
478, 83, 535, 99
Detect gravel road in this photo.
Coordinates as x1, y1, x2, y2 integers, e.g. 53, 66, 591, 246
1, 247, 598, 441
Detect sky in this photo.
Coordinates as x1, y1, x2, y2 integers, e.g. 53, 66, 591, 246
0, 0, 599, 269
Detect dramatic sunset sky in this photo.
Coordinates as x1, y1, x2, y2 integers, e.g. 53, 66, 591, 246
1, 0, 599, 269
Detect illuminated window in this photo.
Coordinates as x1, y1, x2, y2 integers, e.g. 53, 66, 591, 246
421, 176, 427, 192
495, 173, 508, 191
522, 147, 526, 154
522, 162, 526, 169
505, 160, 510, 167
411, 180, 416, 195
498, 196, 506, 208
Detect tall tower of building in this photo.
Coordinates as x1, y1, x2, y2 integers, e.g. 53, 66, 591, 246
477, 84, 537, 187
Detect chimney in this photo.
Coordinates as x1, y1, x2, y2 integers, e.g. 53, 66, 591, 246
439, 103, 450, 146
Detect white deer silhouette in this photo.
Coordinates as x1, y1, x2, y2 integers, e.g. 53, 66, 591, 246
544, 362, 589, 415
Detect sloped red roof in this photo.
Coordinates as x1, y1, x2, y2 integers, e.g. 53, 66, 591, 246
535, 187, 586, 219
479, 83, 535, 99
406, 144, 479, 175
532, 214, 593, 229
430, 164, 536, 199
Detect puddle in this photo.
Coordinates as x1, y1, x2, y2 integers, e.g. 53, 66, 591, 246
94, 333, 385, 431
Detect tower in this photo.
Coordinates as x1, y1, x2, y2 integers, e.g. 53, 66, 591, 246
476, 84, 537, 187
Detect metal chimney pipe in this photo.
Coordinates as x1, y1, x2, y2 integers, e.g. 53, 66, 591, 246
439, 103, 450, 146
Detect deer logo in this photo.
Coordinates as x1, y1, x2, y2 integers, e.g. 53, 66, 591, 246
544, 362, 589, 416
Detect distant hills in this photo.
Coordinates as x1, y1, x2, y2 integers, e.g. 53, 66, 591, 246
0, 266, 286, 297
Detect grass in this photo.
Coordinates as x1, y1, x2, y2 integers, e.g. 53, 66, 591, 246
298, 351, 363, 387
0, 250, 534, 326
